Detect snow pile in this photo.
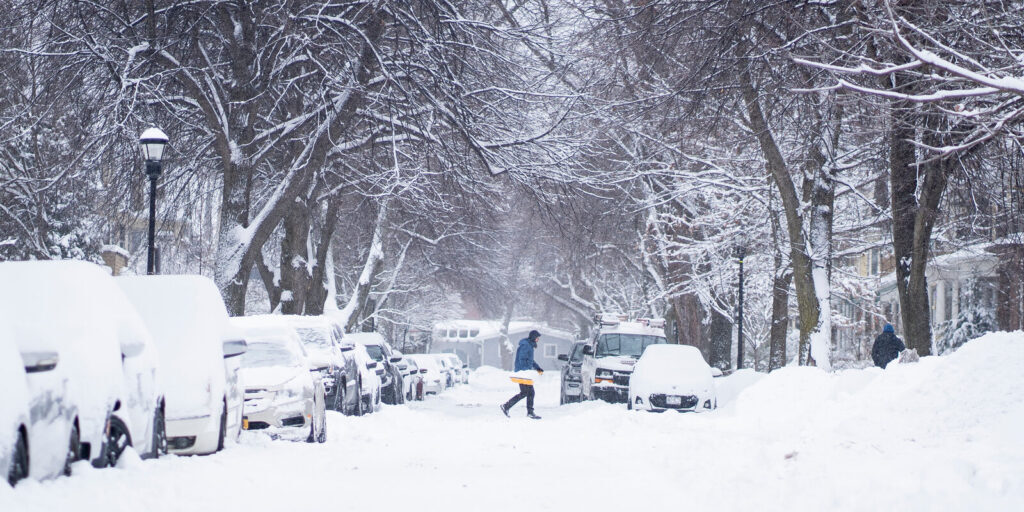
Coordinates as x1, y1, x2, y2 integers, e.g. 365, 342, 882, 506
0, 322, 28, 469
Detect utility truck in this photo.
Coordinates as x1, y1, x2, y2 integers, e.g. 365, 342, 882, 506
580, 314, 668, 403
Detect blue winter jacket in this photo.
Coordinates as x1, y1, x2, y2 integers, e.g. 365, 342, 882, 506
514, 338, 543, 372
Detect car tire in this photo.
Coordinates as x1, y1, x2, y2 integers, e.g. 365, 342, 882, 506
8, 429, 29, 485
150, 404, 167, 458
216, 402, 227, 452
63, 421, 80, 476
101, 416, 132, 468
316, 412, 327, 444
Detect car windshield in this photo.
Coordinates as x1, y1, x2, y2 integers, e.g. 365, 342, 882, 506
295, 327, 331, 349
242, 342, 301, 368
570, 343, 585, 362
364, 344, 385, 361
595, 334, 666, 358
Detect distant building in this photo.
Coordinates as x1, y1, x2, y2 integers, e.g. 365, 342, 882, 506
431, 319, 575, 370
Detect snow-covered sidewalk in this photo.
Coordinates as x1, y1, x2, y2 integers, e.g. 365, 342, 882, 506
3, 332, 1022, 512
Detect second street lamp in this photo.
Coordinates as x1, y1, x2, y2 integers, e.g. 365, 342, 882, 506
139, 127, 169, 275
734, 245, 746, 370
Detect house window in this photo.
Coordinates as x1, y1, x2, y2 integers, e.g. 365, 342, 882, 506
543, 344, 557, 358
870, 248, 880, 276
470, 329, 480, 337
459, 329, 469, 338
944, 285, 953, 322
447, 329, 457, 338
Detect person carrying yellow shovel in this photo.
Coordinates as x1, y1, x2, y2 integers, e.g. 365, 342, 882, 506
500, 330, 544, 419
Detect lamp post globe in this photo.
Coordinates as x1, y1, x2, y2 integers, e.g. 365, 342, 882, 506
139, 127, 168, 274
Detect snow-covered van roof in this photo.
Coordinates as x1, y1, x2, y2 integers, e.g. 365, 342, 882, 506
345, 332, 387, 347
597, 321, 667, 338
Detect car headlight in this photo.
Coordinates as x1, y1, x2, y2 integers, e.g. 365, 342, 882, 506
595, 368, 614, 379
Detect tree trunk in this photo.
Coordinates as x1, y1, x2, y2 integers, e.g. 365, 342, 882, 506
891, 106, 951, 356
708, 305, 732, 371
740, 71, 821, 367
279, 194, 312, 315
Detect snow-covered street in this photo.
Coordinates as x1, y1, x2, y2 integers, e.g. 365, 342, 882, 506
3, 333, 1022, 512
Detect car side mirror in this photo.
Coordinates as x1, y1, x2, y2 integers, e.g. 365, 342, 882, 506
340, 345, 355, 352
121, 339, 146, 358
22, 351, 59, 373
557, 354, 569, 361
710, 367, 723, 378
223, 339, 248, 359
389, 356, 403, 363
312, 365, 330, 373
419, 369, 428, 374
582, 345, 594, 356
367, 362, 378, 370
462, 364, 468, 369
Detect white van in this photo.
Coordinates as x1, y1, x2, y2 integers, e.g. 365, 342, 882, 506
580, 315, 668, 403
118, 275, 246, 455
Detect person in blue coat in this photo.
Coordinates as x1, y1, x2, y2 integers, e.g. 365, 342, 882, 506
501, 330, 544, 419
872, 323, 906, 368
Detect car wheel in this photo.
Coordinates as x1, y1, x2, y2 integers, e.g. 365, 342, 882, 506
101, 416, 132, 468
150, 404, 167, 458
317, 412, 327, 444
8, 429, 29, 485
63, 421, 80, 476
216, 402, 227, 452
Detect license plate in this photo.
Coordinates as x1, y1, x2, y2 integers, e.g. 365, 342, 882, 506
666, 395, 682, 406
242, 418, 249, 430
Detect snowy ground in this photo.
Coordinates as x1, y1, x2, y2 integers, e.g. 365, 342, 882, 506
3, 332, 1023, 512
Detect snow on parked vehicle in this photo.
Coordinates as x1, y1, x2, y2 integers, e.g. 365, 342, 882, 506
1, 322, 32, 485
346, 333, 405, 405
230, 317, 327, 443
580, 315, 667, 403
628, 344, 717, 412
280, 316, 360, 415
117, 275, 245, 455
350, 343, 383, 413
406, 354, 445, 395
0, 260, 163, 477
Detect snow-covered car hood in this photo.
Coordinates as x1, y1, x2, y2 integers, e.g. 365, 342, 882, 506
303, 348, 336, 370
240, 366, 307, 390
594, 355, 638, 372
630, 365, 715, 398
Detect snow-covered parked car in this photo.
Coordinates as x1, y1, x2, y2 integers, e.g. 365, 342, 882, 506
581, 315, 668, 403
0, 260, 164, 476
117, 275, 246, 455
282, 315, 359, 414
351, 343, 383, 413
347, 333, 404, 405
439, 353, 468, 384
433, 355, 455, 388
399, 356, 425, 401
231, 317, 327, 443
628, 344, 717, 412
1, 322, 33, 486
407, 355, 444, 395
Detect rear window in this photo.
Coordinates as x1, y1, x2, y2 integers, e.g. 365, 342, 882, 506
365, 344, 385, 361
295, 327, 331, 349
242, 342, 301, 368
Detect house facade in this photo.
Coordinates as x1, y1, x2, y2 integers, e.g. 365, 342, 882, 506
431, 319, 576, 370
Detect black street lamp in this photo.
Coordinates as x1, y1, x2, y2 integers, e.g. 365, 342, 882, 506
734, 245, 746, 370
139, 127, 168, 275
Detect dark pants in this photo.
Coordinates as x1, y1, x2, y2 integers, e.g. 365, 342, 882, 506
504, 384, 535, 414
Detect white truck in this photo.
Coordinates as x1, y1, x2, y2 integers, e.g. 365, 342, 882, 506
580, 315, 668, 403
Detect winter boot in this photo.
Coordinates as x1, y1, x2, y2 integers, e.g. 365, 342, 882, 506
527, 412, 542, 420
500, 404, 510, 417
